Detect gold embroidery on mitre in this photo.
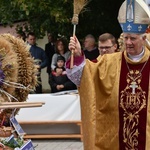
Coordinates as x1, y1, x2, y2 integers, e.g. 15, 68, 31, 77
120, 70, 146, 149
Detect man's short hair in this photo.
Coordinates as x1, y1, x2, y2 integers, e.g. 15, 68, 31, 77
98, 33, 116, 45
27, 32, 36, 38
85, 34, 96, 43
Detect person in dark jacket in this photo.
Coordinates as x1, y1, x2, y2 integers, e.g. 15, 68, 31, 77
45, 33, 55, 74
27, 32, 48, 93
49, 56, 76, 93
83, 34, 99, 62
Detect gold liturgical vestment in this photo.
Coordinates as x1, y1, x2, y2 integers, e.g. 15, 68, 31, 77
78, 48, 150, 150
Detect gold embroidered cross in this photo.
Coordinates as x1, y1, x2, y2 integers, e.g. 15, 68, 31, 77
130, 81, 138, 94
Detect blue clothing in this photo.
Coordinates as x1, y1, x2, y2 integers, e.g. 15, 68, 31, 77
29, 44, 48, 93
29, 45, 48, 69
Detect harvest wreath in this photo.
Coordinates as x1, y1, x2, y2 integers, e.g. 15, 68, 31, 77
0, 34, 39, 149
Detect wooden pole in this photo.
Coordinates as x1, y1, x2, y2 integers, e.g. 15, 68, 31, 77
0, 103, 44, 109
0, 102, 45, 109
70, 28, 76, 68
0, 102, 45, 105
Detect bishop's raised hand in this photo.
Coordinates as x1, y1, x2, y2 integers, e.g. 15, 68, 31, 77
68, 36, 82, 57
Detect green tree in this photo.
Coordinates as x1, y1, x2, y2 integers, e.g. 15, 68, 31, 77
78, 0, 124, 39
0, 0, 124, 40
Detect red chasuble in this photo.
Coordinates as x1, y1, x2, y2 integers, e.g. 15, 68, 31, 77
119, 54, 150, 149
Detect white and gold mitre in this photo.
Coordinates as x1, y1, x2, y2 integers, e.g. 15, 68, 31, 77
118, 0, 150, 33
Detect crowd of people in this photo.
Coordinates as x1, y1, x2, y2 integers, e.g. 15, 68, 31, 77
16, 30, 123, 94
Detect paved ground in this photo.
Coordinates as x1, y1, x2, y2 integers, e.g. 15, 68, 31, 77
32, 139, 83, 150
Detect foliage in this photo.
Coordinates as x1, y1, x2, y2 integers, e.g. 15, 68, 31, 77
0, 0, 124, 40
1, 136, 24, 148
78, 0, 124, 39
